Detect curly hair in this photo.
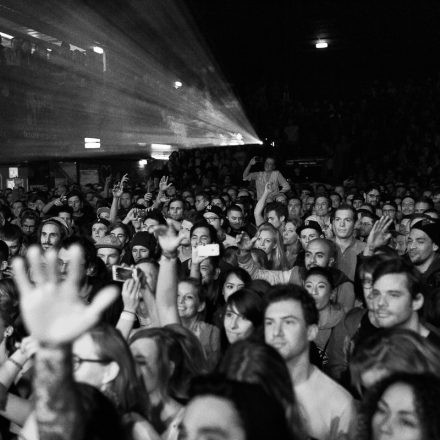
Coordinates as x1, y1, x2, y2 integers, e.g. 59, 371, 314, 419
358, 372, 440, 440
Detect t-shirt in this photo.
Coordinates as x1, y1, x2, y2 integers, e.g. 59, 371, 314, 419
294, 366, 356, 440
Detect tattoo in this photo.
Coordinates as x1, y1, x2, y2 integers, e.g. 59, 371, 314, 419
34, 345, 84, 440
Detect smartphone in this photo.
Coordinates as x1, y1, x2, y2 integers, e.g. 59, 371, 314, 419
198, 243, 220, 257
112, 265, 136, 283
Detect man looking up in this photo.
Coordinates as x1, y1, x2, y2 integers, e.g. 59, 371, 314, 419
264, 285, 355, 440
332, 204, 366, 281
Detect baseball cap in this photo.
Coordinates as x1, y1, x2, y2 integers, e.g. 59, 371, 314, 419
95, 235, 123, 250
296, 219, 323, 236
204, 205, 224, 219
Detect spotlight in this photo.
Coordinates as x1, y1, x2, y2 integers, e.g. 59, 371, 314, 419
173, 81, 183, 89
84, 138, 101, 149
138, 159, 148, 167
0, 31, 13, 40
315, 40, 328, 49
151, 143, 172, 151
93, 46, 104, 54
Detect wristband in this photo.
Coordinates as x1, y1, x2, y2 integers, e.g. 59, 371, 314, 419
7, 358, 23, 370
120, 311, 136, 322
161, 250, 178, 260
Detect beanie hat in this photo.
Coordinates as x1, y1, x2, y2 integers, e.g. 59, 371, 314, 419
130, 232, 157, 253
411, 220, 440, 247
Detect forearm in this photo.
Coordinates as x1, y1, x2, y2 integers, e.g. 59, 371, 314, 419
0, 349, 30, 389
156, 257, 180, 326
254, 192, 269, 226
34, 345, 84, 440
0, 393, 32, 426
42, 200, 56, 215
190, 261, 201, 281
116, 312, 136, 340
110, 197, 120, 223
243, 163, 252, 180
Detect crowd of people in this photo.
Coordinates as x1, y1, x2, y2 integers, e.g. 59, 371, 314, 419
0, 148, 438, 440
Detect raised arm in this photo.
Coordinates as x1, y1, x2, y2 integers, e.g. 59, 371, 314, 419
254, 183, 272, 227
236, 233, 293, 284
116, 278, 141, 340
101, 175, 112, 199
12, 245, 118, 440
152, 176, 172, 210
155, 225, 185, 326
363, 216, 393, 256
243, 156, 257, 180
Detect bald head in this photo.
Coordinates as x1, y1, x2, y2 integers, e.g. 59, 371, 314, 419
305, 238, 337, 270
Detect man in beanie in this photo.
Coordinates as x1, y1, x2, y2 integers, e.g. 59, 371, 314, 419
203, 205, 235, 248
95, 235, 123, 271
408, 219, 440, 293
130, 231, 158, 263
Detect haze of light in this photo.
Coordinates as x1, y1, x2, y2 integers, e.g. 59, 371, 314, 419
2, 0, 260, 159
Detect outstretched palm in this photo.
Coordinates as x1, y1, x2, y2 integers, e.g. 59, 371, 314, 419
155, 225, 184, 254
13, 245, 118, 345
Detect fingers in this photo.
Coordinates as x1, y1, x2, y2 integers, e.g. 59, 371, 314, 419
86, 285, 119, 323
64, 244, 85, 293
26, 246, 46, 285
45, 248, 59, 285
11, 256, 32, 298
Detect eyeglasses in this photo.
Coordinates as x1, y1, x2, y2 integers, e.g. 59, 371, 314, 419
72, 355, 109, 371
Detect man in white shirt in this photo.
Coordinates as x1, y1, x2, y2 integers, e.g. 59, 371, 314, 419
264, 284, 356, 440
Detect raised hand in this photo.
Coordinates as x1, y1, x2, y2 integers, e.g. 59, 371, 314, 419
249, 156, 257, 166
112, 182, 123, 198
120, 173, 129, 186
144, 192, 153, 204
236, 232, 256, 252
121, 278, 141, 313
366, 216, 393, 252
264, 182, 273, 194
159, 176, 173, 192
154, 225, 185, 255
12, 245, 118, 346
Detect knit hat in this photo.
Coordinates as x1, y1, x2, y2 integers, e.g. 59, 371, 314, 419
411, 220, 440, 247
296, 219, 323, 236
95, 235, 123, 250
130, 232, 157, 253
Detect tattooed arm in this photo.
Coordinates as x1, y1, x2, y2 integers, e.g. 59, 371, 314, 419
34, 345, 84, 440
12, 245, 118, 440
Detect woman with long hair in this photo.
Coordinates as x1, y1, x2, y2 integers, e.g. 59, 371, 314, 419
358, 373, 440, 440
350, 328, 440, 393
128, 327, 206, 439
181, 374, 295, 440
253, 222, 287, 270
217, 340, 307, 440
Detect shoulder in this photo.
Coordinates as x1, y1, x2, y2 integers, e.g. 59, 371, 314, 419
309, 367, 354, 405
